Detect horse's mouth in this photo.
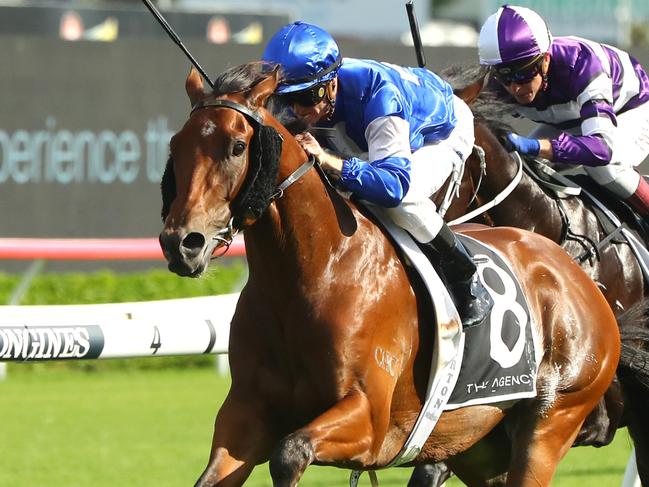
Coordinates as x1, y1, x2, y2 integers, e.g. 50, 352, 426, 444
167, 258, 207, 278
167, 237, 221, 278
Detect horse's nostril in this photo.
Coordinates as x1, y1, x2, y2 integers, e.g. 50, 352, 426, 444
182, 232, 206, 251
159, 232, 179, 254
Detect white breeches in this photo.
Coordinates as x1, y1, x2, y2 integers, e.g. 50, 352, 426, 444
529, 102, 649, 197
383, 95, 475, 243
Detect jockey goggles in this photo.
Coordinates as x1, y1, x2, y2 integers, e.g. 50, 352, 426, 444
492, 55, 544, 85
281, 82, 328, 107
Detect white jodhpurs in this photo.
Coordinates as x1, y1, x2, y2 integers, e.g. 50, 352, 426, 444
383, 95, 475, 243
529, 101, 649, 198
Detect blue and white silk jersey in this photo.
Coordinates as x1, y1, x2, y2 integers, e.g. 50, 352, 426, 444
320, 58, 457, 207
510, 36, 649, 167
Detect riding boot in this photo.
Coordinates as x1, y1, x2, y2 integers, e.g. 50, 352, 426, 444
426, 224, 494, 329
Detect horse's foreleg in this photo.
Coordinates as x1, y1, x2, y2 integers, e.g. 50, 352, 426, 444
407, 462, 453, 487
194, 391, 274, 487
269, 390, 378, 487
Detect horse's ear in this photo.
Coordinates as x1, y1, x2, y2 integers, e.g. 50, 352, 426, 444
248, 66, 280, 108
186, 67, 205, 107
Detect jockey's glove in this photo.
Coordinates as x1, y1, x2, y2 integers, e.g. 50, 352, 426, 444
505, 133, 541, 157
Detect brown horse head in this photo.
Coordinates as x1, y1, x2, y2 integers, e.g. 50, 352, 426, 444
159, 64, 294, 276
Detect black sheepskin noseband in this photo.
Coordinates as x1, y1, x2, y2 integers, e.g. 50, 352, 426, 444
160, 157, 175, 222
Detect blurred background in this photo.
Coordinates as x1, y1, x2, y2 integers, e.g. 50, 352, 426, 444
1, 0, 649, 268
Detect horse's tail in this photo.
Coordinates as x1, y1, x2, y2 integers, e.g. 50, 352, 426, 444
617, 298, 649, 484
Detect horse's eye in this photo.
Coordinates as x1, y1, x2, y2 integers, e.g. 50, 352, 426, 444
232, 141, 246, 157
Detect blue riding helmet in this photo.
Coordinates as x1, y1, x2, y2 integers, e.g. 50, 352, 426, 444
262, 21, 342, 94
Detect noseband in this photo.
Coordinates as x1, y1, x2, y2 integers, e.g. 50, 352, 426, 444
190, 98, 316, 251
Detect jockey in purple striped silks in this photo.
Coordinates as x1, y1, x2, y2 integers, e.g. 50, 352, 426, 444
478, 5, 649, 222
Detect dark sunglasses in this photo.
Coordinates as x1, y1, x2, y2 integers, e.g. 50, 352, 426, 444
493, 56, 544, 85
282, 83, 328, 107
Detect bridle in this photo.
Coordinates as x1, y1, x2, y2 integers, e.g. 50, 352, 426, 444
191, 98, 264, 126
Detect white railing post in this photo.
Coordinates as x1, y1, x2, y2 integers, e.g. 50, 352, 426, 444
2, 258, 47, 381
621, 449, 641, 487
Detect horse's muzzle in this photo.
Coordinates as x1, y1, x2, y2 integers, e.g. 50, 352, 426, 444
159, 230, 209, 277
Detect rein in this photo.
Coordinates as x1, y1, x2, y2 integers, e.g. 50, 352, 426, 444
270, 156, 316, 200
194, 98, 519, 236
448, 150, 524, 225
190, 98, 316, 251
438, 145, 485, 218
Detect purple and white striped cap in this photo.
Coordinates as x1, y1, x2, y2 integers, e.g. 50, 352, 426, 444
478, 5, 552, 66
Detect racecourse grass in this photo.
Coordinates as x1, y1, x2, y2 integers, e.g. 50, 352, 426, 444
0, 263, 246, 306
0, 366, 635, 487
0, 269, 636, 486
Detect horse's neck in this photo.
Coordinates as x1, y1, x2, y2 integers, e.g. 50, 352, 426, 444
472, 127, 564, 240
494, 171, 565, 240
244, 129, 358, 294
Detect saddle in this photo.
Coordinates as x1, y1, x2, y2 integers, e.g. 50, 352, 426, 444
523, 157, 649, 282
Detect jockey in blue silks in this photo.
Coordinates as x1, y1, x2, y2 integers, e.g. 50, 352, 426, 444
479, 5, 649, 221
262, 21, 493, 328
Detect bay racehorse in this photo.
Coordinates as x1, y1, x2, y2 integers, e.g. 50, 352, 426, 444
455, 63, 649, 432
443, 64, 645, 319
407, 64, 649, 487
159, 63, 623, 487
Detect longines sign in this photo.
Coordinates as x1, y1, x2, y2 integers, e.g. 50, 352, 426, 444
0, 326, 103, 360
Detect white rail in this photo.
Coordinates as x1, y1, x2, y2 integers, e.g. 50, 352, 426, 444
0, 294, 238, 361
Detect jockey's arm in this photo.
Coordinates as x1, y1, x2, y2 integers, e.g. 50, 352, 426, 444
297, 116, 412, 208
547, 97, 617, 167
